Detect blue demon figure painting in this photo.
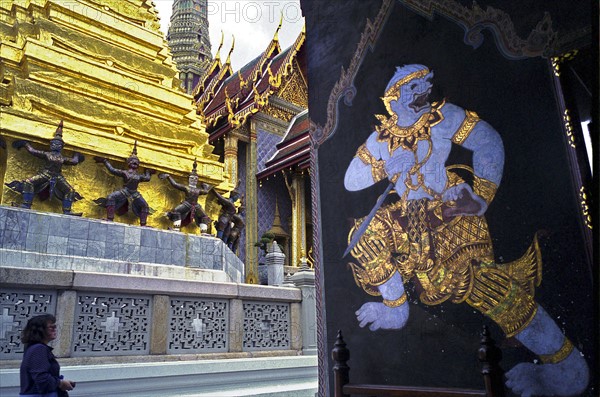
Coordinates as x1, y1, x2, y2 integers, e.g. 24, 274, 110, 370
344, 64, 589, 396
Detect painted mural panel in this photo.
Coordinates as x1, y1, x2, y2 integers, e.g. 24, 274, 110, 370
304, 0, 596, 396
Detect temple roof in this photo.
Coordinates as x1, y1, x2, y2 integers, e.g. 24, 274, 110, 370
193, 24, 306, 140
257, 109, 310, 180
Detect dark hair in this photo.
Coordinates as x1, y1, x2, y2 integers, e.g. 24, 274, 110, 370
21, 314, 56, 347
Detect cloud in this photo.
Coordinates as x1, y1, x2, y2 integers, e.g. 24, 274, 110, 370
154, 0, 304, 70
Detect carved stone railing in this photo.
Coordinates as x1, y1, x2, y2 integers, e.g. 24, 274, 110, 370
0, 267, 302, 361
0, 272, 316, 396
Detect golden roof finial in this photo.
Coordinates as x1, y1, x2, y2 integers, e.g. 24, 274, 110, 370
273, 13, 283, 41
215, 31, 224, 63
225, 35, 235, 66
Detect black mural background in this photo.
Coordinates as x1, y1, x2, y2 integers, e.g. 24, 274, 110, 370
303, 0, 597, 395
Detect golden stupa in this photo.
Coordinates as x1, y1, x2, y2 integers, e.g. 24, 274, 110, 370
0, 0, 231, 229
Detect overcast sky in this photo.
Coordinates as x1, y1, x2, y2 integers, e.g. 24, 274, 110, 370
154, 0, 304, 70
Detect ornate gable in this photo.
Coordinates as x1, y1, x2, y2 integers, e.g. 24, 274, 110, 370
278, 59, 308, 109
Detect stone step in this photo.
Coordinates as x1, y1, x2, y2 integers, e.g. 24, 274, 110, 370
180, 382, 318, 396
0, 355, 318, 397
0, 248, 231, 282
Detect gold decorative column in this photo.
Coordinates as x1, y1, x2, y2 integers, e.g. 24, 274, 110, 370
224, 133, 239, 183
291, 171, 306, 267
245, 123, 258, 283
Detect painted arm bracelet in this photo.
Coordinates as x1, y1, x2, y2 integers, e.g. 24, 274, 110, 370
539, 338, 574, 364
355, 143, 387, 183
383, 292, 408, 308
473, 177, 498, 205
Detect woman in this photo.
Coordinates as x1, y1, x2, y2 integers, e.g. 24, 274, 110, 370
20, 314, 75, 397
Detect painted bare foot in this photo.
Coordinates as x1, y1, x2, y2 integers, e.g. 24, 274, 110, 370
505, 350, 589, 396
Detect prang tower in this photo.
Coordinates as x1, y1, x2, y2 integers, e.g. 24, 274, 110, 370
167, 0, 212, 94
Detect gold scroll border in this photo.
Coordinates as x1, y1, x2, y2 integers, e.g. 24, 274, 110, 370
309, 0, 394, 146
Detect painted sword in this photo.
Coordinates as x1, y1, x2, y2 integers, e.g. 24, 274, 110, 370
343, 182, 394, 257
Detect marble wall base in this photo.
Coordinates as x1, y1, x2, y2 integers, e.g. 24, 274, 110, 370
0, 206, 244, 283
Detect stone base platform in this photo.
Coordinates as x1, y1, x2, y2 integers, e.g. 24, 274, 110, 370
0, 206, 244, 283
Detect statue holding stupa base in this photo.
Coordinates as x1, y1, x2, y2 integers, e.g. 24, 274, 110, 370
159, 159, 212, 233
214, 182, 245, 251
226, 197, 245, 252
5, 121, 85, 216
93, 142, 154, 226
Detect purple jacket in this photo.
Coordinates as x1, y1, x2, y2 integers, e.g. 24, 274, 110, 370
20, 343, 61, 395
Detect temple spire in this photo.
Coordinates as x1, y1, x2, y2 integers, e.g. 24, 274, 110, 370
167, 0, 212, 94
269, 198, 288, 237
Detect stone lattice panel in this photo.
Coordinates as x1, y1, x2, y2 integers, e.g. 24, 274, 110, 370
72, 293, 151, 356
168, 297, 228, 354
242, 301, 290, 351
0, 290, 56, 359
